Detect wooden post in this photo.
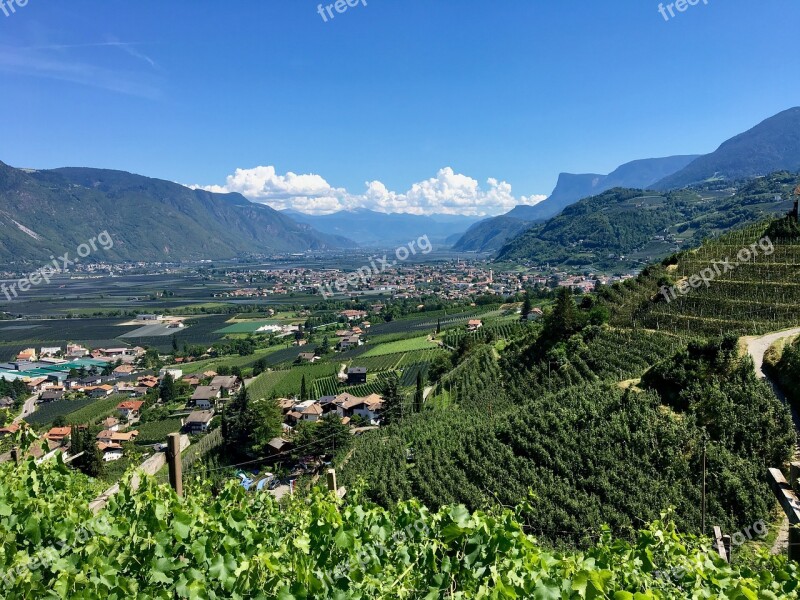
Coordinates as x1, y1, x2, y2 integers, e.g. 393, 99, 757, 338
10, 446, 19, 465
326, 468, 337, 493
768, 468, 800, 563
713, 526, 729, 563
167, 433, 183, 498
723, 535, 732, 563
790, 463, 800, 493
701, 434, 707, 534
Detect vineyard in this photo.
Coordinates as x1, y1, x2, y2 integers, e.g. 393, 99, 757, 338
24, 397, 99, 427
64, 396, 124, 427
342, 327, 792, 546
134, 418, 183, 445
360, 335, 439, 357
247, 363, 339, 399
443, 320, 527, 349
2, 455, 798, 598
606, 221, 800, 337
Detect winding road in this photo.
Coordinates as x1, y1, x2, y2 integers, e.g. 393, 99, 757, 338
742, 327, 800, 555
13, 393, 40, 424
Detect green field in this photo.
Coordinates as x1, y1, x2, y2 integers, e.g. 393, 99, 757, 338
360, 335, 439, 357
248, 363, 340, 399
135, 418, 183, 445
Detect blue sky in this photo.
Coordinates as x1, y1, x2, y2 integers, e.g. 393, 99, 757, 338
1, 0, 799, 215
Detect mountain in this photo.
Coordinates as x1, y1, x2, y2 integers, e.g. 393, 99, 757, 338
523, 155, 701, 221
0, 162, 354, 264
451, 216, 534, 252
452, 156, 698, 252
496, 171, 798, 270
284, 208, 482, 247
655, 107, 800, 189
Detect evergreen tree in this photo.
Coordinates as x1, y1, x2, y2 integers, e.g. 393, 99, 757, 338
414, 371, 424, 413
521, 293, 532, 320
300, 375, 307, 401
160, 373, 177, 404
380, 374, 403, 426
172, 335, 179, 352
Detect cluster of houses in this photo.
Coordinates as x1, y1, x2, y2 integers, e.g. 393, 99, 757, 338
183, 373, 242, 434
280, 391, 384, 428
0, 345, 148, 398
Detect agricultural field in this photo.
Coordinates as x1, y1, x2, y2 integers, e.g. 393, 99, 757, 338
248, 362, 340, 399
24, 397, 98, 427
135, 418, 184, 445
64, 396, 124, 426
360, 335, 439, 357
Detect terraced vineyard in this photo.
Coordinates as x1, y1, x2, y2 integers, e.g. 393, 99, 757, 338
247, 363, 339, 399
606, 220, 800, 336
443, 320, 527, 349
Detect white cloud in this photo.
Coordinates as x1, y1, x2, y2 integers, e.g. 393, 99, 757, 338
190, 166, 546, 216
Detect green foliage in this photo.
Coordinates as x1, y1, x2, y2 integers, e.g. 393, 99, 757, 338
223, 389, 282, 457
1, 455, 798, 598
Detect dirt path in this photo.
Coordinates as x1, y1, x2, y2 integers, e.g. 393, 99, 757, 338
742, 327, 800, 555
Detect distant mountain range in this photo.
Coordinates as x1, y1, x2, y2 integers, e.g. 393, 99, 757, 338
655, 107, 800, 189
0, 162, 354, 264
457, 106, 800, 254
453, 155, 699, 252
283, 208, 482, 247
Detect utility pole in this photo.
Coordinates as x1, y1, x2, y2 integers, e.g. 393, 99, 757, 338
701, 430, 707, 534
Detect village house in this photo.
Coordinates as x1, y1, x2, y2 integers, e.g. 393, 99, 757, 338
0, 423, 20, 438
300, 402, 324, 422
66, 344, 89, 358
191, 386, 221, 410
297, 352, 318, 363
209, 375, 241, 396
347, 367, 367, 385
334, 393, 384, 423
45, 427, 71, 444
184, 410, 214, 434
16, 348, 37, 362
101, 416, 120, 432
97, 442, 124, 462
96, 430, 138, 445
467, 319, 483, 332
39, 389, 65, 403
117, 400, 145, 420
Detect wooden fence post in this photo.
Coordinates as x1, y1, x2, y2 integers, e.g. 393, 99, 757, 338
713, 526, 729, 563
326, 468, 337, 493
768, 468, 800, 563
167, 433, 183, 498
10, 446, 19, 465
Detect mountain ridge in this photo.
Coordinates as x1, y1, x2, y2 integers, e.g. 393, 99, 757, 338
0, 162, 355, 264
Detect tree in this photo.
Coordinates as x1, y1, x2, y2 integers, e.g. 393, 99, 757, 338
172, 335, 179, 352
414, 371, 424, 413
224, 389, 282, 456
160, 373, 177, 404
436, 318, 441, 335
380, 374, 403, 426
428, 354, 452, 383
300, 375, 308, 401
521, 293, 532, 320
313, 413, 351, 457
542, 286, 581, 345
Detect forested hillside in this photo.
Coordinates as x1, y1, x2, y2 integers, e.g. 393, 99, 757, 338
496, 172, 797, 269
